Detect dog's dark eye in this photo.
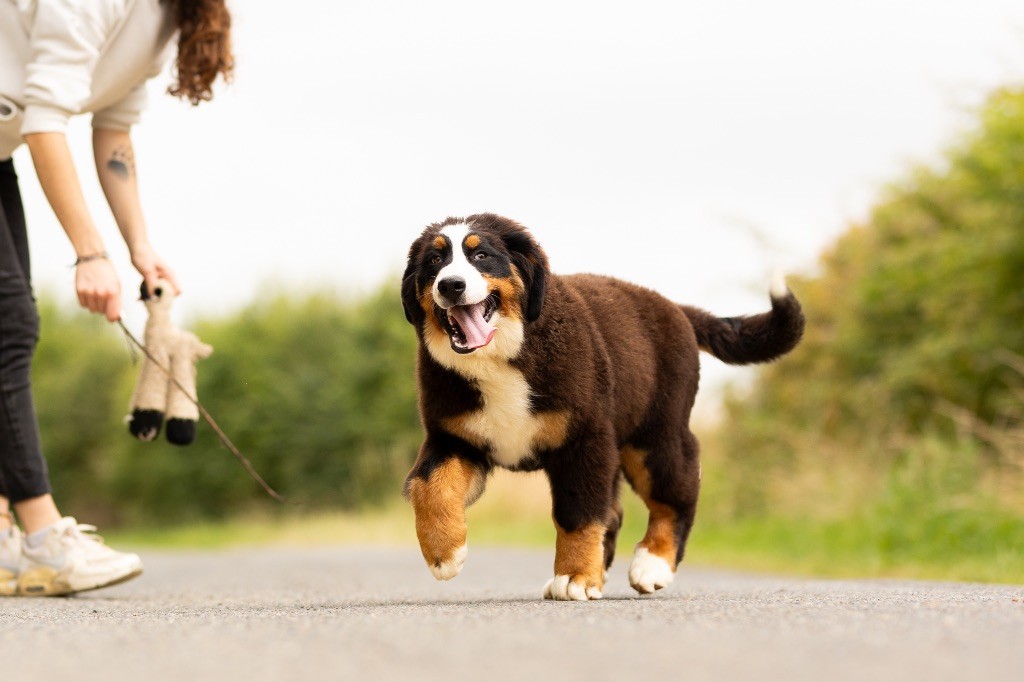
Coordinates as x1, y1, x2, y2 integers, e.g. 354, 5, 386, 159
429, 255, 442, 265
473, 252, 489, 261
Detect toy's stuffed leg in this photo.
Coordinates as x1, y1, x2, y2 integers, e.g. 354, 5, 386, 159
128, 348, 171, 441
164, 333, 213, 446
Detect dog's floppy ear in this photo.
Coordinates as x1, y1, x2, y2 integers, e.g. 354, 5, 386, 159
503, 227, 548, 322
401, 240, 426, 326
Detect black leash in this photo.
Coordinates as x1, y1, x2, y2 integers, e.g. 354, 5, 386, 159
117, 319, 289, 504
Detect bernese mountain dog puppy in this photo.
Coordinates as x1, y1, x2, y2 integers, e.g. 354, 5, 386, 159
401, 214, 804, 600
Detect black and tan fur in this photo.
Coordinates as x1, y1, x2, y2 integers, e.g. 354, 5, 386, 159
401, 214, 805, 600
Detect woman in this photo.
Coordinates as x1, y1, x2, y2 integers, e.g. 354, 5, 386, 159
0, 0, 232, 596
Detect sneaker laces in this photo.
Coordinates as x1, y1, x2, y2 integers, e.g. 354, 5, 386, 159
54, 518, 117, 559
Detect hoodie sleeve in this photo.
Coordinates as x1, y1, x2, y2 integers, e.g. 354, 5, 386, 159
91, 52, 168, 131
20, 0, 122, 135
90, 81, 147, 131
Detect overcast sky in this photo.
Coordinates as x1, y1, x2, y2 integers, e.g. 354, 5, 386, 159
13, 0, 1024, 397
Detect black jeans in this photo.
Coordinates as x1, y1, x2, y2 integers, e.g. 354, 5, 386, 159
0, 158, 50, 503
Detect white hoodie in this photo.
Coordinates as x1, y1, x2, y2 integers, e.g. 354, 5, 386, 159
0, 0, 176, 160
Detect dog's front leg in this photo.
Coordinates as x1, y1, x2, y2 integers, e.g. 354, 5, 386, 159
404, 444, 486, 581
542, 430, 618, 601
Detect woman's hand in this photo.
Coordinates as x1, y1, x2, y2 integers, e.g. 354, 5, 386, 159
75, 257, 122, 322
130, 242, 181, 297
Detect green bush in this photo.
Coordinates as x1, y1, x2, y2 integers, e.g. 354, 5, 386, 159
31, 282, 421, 526
723, 87, 1024, 446
709, 87, 1024, 576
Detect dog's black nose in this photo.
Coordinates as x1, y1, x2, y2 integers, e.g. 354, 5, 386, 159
437, 277, 466, 302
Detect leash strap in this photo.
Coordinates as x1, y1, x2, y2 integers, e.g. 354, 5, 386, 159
117, 319, 289, 503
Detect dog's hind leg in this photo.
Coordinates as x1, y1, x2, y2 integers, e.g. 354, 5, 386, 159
621, 431, 700, 594
543, 428, 619, 601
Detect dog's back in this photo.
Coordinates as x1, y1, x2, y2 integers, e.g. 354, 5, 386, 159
516, 271, 804, 446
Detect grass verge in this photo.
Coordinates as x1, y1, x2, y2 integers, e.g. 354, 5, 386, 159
106, 470, 1024, 585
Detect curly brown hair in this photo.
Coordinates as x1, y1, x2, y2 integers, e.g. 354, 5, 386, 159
166, 0, 234, 105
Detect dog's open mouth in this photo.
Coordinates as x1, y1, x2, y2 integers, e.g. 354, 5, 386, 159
443, 292, 500, 354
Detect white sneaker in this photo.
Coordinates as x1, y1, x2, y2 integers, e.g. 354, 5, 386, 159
18, 517, 143, 596
0, 524, 22, 596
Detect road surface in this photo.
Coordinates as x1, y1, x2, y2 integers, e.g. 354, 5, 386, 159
1, 547, 1021, 681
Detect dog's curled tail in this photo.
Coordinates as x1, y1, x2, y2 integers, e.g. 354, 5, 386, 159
681, 272, 805, 365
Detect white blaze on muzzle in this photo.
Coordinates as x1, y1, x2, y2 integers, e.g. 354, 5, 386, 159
432, 223, 498, 351
433, 223, 490, 308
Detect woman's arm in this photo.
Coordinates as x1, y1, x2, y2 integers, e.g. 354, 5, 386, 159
93, 128, 180, 298
24, 131, 122, 321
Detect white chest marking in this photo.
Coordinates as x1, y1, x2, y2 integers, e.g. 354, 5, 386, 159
460, 365, 541, 467
425, 311, 562, 467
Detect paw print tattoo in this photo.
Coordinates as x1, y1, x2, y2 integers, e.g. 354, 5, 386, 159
107, 145, 135, 179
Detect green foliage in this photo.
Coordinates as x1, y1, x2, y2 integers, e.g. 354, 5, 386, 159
32, 299, 135, 521
727, 87, 1024, 445
692, 436, 1024, 583
710, 87, 1024, 579
31, 282, 421, 526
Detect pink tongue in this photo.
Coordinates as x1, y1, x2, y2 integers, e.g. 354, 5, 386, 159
450, 303, 496, 349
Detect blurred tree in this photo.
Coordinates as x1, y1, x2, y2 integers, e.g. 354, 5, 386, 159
32, 281, 421, 525
716, 87, 1024, 517
32, 298, 135, 524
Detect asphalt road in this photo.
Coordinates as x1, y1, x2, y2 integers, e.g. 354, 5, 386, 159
1, 546, 1021, 681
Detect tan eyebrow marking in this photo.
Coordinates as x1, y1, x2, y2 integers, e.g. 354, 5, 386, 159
464, 234, 481, 249
433, 235, 446, 250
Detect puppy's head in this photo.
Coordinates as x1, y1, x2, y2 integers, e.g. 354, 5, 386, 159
401, 214, 548, 358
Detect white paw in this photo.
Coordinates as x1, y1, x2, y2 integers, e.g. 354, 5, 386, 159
428, 544, 467, 581
628, 547, 675, 594
542, 574, 603, 601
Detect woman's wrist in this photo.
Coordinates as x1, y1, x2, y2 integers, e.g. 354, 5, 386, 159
74, 251, 110, 266
126, 236, 151, 257
72, 235, 106, 260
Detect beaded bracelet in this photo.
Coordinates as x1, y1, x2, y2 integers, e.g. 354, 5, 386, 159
74, 251, 109, 266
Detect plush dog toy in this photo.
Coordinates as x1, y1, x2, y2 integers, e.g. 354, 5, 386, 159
126, 279, 213, 446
